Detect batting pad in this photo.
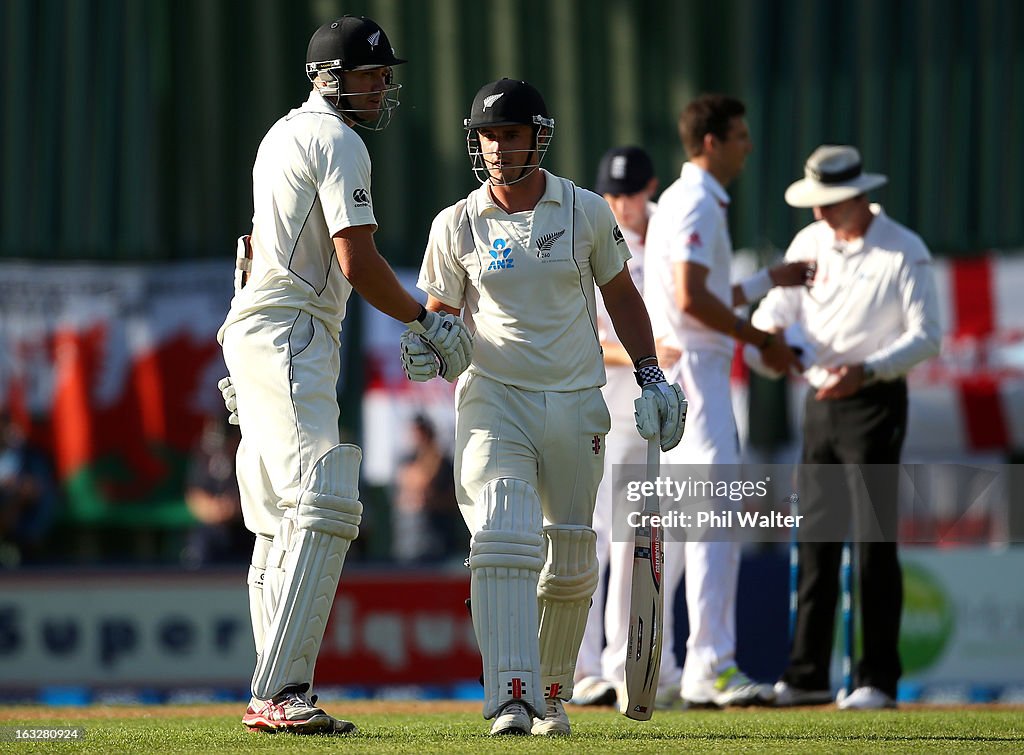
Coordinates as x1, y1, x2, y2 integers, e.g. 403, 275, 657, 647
248, 534, 274, 653
251, 444, 363, 700
537, 525, 599, 701
469, 478, 547, 719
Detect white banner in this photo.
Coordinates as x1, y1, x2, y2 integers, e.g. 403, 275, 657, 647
899, 547, 1024, 685
0, 573, 251, 687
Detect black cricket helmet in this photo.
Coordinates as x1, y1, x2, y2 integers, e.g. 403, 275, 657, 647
305, 15, 407, 130
464, 79, 555, 185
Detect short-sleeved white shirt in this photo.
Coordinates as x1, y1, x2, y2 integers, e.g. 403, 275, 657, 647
644, 162, 734, 356
418, 171, 631, 392
220, 91, 377, 339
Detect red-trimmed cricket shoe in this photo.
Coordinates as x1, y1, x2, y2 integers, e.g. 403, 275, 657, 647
242, 686, 350, 734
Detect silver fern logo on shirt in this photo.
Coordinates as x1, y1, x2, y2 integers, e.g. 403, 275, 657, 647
535, 229, 565, 258
486, 238, 514, 271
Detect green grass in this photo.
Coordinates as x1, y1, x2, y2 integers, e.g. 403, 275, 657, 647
3, 705, 1023, 753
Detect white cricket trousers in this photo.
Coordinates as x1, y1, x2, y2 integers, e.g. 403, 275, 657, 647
221, 309, 342, 537
663, 349, 742, 691
453, 373, 610, 530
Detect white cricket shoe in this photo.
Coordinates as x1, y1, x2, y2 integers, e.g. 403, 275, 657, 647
571, 676, 617, 706
490, 701, 532, 736
837, 686, 897, 710
531, 697, 570, 736
654, 682, 682, 710
242, 687, 338, 734
683, 667, 775, 708
772, 681, 834, 707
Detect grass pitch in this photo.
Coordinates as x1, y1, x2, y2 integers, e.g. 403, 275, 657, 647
3, 701, 1022, 753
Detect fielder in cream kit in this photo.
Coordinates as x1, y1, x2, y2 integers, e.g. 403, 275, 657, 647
574, 146, 679, 707
402, 79, 686, 736
218, 16, 471, 734
643, 94, 810, 708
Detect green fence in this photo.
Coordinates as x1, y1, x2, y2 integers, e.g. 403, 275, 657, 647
2, 0, 1021, 263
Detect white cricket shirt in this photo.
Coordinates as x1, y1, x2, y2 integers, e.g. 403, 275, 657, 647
418, 171, 630, 392
644, 162, 735, 357
752, 204, 941, 387
219, 90, 377, 341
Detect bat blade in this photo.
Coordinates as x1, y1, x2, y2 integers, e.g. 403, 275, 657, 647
622, 435, 663, 721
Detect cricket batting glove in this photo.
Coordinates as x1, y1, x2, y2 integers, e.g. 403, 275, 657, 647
217, 376, 240, 425
633, 362, 686, 452
404, 308, 473, 382
400, 331, 440, 382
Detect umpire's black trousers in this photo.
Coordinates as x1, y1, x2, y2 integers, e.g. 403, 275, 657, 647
782, 379, 907, 699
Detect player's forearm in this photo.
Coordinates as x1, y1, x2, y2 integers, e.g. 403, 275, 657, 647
348, 256, 422, 322
335, 236, 421, 322
605, 300, 657, 365
681, 286, 772, 346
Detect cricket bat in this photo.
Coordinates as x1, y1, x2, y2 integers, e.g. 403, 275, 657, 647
622, 434, 663, 720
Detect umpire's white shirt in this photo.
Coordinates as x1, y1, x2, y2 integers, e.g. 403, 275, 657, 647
752, 204, 941, 387
418, 171, 630, 392
644, 162, 734, 357
219, 90, 377, 340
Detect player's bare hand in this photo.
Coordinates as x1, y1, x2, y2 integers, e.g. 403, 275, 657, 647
759, 334, 801, 375
633, 365, 686, 452
217, 376, 240, 425
400, 331, 440, 382
770, 261, 816, 288
405, 310, 473, 381
815, 364, 864, 400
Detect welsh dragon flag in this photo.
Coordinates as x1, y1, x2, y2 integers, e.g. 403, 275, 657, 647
0, 261, 231, 525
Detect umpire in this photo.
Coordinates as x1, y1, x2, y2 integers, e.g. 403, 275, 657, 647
752, 145, 941, 709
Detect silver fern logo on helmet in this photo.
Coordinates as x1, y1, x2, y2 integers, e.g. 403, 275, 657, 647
367, 30, 381, 48
482, 93, 504, 110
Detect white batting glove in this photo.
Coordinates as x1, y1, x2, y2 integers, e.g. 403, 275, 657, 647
633, 362, 686, 452
217, 376, 240, 426
404, 308, 473, 381
400, 331, 440, 382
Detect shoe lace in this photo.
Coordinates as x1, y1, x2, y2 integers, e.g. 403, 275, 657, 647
503, 701, 527, 716
276, 685, 319, 711
715, 667, 757, 692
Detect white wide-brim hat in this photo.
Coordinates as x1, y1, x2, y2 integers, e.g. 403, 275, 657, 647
784, 145, 888, 208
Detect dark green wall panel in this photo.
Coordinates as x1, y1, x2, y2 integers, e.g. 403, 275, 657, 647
2, 0, 1021, 263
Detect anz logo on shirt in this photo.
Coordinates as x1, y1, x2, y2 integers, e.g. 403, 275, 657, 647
486, 238, 514, 271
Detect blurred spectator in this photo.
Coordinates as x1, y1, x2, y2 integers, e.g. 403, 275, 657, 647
392, 415, 461, 563
0, 409, 60, 566
181, 415, 250, 568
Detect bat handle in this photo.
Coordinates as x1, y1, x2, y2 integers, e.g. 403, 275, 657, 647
646, 432, 660, 478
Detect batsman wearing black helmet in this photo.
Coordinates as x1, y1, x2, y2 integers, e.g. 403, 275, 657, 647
402, 79, 686, 736
218, 16, 472, 735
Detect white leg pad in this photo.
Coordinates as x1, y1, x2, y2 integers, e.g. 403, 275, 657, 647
261, 517, 294, 648
248, 534, 274, 654
251, 444, 362, 700
470, 478, 547, 719
538, 525, 599, 701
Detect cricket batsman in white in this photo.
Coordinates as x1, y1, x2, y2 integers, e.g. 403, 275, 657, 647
218, 16, 471, 734
401, 79, 686, 736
